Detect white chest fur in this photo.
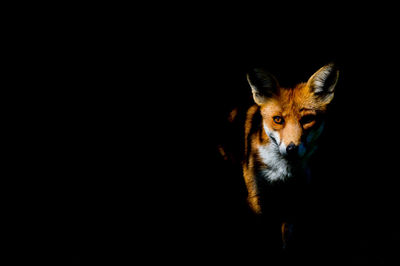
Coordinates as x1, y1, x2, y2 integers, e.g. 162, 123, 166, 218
257, 143, 293, 182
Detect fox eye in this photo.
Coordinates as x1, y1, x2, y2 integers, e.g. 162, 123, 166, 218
273, 116, 284, 125
300, 114, 316, 125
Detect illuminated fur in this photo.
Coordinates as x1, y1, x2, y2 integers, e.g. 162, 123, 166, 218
241, 64, 339, 214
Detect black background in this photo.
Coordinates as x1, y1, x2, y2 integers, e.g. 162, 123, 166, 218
25, 5, 400, 264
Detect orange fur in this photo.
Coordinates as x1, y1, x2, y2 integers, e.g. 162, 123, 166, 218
241, 64, 338, 214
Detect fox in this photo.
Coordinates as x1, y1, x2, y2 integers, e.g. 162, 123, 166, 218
218, 63, 339, 251
241, 63, 339, 215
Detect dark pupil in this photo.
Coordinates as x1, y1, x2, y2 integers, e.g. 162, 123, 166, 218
274, 116, 282, 123
301, 115, 315, 124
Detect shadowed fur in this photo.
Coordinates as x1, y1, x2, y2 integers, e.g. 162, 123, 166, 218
242, 63, 339, 214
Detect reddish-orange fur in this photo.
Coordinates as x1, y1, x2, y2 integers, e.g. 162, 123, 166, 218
242, 64, 338, 214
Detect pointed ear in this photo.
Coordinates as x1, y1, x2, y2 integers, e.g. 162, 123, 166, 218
306, 63, 339, 104
246, 68, 279, 105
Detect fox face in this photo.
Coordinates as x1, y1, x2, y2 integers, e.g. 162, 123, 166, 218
240, 64, 339, 213
247, 63, 339, 163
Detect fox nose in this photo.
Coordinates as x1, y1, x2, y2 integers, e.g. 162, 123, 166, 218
286, 142, 298, 157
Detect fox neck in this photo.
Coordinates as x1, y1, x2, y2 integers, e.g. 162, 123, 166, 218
257, 141, 297, 182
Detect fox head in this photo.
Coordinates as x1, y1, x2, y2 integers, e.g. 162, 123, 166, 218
246, 63, 339, 159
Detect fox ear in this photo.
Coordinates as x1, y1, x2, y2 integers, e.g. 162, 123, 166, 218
307, 63, 339, 104
246, 68, 279, 105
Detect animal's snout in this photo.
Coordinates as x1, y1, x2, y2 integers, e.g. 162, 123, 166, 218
286, 142, 298, 157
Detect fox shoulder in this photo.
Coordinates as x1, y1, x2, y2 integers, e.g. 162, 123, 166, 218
216, 106, 249, 163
